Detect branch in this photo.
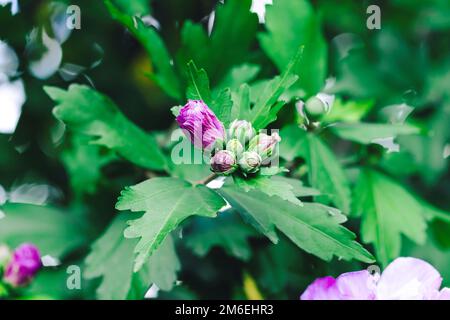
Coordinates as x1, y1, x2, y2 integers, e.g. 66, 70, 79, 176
195, 173, 218, 186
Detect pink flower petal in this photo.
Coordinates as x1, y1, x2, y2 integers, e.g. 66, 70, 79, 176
376, 257, 442, 300
335, 270, 377, 300
437, 288, 450, 300
176, 100, 224, 149
300, 276, 341, 300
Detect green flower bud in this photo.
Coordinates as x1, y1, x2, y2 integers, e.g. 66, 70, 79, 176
304, 93, 334, 121
228, 120, 256, 143
248, 132, 281, 164
305, 96, 326, 118
238, 151, 262, 174
226, 139, 244, 156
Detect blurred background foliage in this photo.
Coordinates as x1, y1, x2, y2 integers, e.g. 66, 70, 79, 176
0, 0, 449, 299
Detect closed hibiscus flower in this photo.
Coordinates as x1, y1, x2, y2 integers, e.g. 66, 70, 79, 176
3, 243, 42, 287
301, 257, 450, 300
176, 100, 225, 150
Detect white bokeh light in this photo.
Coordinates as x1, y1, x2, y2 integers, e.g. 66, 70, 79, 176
0, 40, 25, 134
0, 0, 19, 15
0, 78, 25, 134
28, 30, 63, 79
0, 40, 18, 76
251, 0, 272, 23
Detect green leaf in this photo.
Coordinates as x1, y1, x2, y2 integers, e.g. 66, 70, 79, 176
331, 123, 420, 145
0, 203, 88, 258
186, 61, 233, 125
252, 239, 305, 296
424, 203, 450, 225
259, 166, 289, 177
168, 163, 211, 184
185, 211, 257, 261
179, 21, 209, 71
219, 186, 374, 264
186, 60, 212, 103
280, 125, 351, 212
394, 107, 450, 185
104, 0, 182, 100
45, 84, 167, 171
322, 98, 375, 123
167, 135, 212, 183
61, 134, 115, 196
270, 176, 321, 197
85, 213, 140, 300
352, 169, 428, 266
110, 0, 151, 16
25, 263, 92, 300
215, 64, 260, 95
259, 0, 327, 96
84, 213, 180, 300
116, 177, 226, 271
233, 174, 303, 206
247, 48, 302, 129
179, 0, 258, 82
231, 84, 251, 121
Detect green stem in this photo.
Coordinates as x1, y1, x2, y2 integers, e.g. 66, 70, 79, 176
196, 173, 218, 186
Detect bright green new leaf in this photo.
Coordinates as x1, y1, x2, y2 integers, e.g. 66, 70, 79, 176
352, 169, 428, 266
45, 84, 167, 171
231, 84, 251, 121
215, 64, 260, 94
280, 125, 351, 213
246, 48, 302, 129
84, 213, 180, 300
219, 187, 374, 264
233, 174, 303, 206
259, 0, 327, 97
331, 123, 420, 145
186, 61, 233, 125
116, 177, 226, 271
186, 60, 212, 103
0, 203, 88, 258
104, 0, 182, 100
186, 211, 257, 261
212, 89, 233, 126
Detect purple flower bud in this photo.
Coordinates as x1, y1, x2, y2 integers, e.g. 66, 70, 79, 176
210, 150, 237, 175
4, 243, 42, 287
176, 100, 225, 150
249, 132, 281, 163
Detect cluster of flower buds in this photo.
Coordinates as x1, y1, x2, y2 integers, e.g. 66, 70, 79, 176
0, 243, 42, 287
176, 100, 281, 176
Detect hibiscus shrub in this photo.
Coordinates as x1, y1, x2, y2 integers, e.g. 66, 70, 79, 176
0, 0, 449, 300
